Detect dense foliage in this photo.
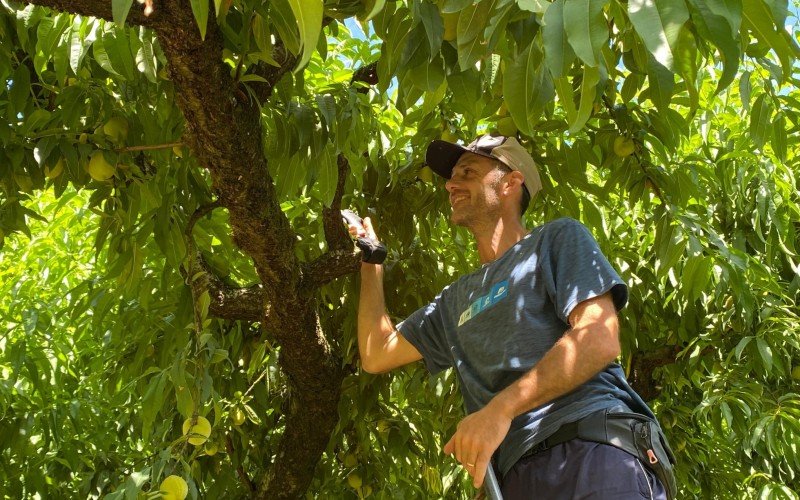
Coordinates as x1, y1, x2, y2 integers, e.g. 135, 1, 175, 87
1, 0, 799, 498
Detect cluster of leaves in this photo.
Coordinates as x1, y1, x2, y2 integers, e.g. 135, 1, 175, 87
1, 0, 799, 498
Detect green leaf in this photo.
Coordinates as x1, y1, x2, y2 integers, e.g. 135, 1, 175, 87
734, 336, 752, 360
136, 28, 158, 83
176, 384, 194, 418
198, 290, 210, 322
646, 55, 674, 112
105, 29, 136, 80
721, 401, 733, 429
703, 0, 742, 36
270, 0, 302, 56
447, 69, 482, 119
189, 0, 210, 40
456, 0, 496, 71
569, 65, 599, 134
673, 27, 698, 111
554, 76, 577, 128
287, 0, 323, 71
400, 24, 430, 71
420, 79, 448, 116
141, 372, 168, 441
442, 0, 473, 12
741, 0, 796, 81
628, 0, 690, 70
35, 16, 68, 76
563, 0, 608, 67
167, 222, 188, 267
418, 0, 444, 56
749, 94, 774, 149
756, 337, 773, 372
682, 255, 711, 301
772, 112, 786, 162
359, 0, 385, 21
502, 42, 553, 136
739, 70, 752, 111
9, 65, 31, 114
687, 0, 740, 94
112, 0, 134, 26
542, 0, 575, 78
457, 0, 494, 45
68, 23, 88, 75
517, 0, 549, 12
377, 13, 413, 93
92, 35, 121, 77
409, 56, 445, 92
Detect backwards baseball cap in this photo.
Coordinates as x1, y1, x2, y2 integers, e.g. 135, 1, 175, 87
425, 134, 542, 199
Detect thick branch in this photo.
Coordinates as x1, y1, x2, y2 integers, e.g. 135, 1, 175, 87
250, 40, 297, 103
256, 314, 344, 500
305, 154, 361, 290
32, 1, 351, 495
184, 203, 268, 322
301, 250, 361, 291
321, 154, 351, 251
186, 251, 269, 322
23, 0, 158, 26
152, 7, 344, 498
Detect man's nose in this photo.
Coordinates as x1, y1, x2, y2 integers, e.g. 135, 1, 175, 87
445, 177, 458, 192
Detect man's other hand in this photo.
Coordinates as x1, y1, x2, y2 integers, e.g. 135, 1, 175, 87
443, 402, 512, 488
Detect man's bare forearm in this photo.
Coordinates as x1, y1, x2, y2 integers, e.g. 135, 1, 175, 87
487, 322, 620, 420
357, 264, 394, 371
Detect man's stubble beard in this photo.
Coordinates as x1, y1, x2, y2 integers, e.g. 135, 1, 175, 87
449, 170, 505, 229
449, 198, 501, 231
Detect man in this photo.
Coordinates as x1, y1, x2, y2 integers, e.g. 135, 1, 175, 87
352, 134, 671, 499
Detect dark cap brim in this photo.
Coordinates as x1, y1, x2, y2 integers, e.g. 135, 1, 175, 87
426, 139, 498, 179
425, 140, 468, 179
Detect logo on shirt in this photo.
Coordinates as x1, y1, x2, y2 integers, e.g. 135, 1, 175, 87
457, 280, 509, 327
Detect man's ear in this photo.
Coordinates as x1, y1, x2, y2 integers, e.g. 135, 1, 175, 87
504, 171, 525, 194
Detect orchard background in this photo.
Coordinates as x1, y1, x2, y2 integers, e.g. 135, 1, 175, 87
1, 0, 799, 498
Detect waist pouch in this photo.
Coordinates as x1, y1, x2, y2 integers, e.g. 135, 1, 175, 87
524, 409, 677, 499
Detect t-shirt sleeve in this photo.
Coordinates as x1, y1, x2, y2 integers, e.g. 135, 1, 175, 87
541, 219, 628, 324
396, 292, 453, 375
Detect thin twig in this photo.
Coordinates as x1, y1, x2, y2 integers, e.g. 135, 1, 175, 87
226, 434, 257, 493
117, 141, 183, 153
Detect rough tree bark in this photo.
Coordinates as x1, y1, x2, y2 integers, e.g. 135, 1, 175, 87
629, 346, 681, 401
22, 0, 360, 497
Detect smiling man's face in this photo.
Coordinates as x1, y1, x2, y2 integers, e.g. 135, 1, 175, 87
445, 153, 509, 228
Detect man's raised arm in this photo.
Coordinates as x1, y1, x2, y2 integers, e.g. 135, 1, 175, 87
352, 218, 422, 374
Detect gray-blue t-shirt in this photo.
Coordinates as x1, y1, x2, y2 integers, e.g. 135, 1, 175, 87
397, 217, 652, 475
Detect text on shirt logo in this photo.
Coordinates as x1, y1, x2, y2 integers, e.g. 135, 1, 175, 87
457, 280, 509, 327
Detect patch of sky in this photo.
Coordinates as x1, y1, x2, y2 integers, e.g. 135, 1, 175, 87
333, 17, 397, 97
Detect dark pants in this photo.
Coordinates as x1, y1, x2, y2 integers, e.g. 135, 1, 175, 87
501, 439, 667, 499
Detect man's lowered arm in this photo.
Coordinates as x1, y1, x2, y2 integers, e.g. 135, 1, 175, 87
444, 292, 621, 487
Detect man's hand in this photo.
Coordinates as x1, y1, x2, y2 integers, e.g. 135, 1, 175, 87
347, 215, 376, 240
443, 402, 512, 488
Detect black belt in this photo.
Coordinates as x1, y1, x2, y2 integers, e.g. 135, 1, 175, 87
519, 420, 581, 460
513, 409, 678, 500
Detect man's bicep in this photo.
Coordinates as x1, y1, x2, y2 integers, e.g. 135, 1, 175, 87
568, 292, 620, 332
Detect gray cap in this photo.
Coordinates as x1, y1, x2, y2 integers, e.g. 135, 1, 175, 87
425, 134, 542, 198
